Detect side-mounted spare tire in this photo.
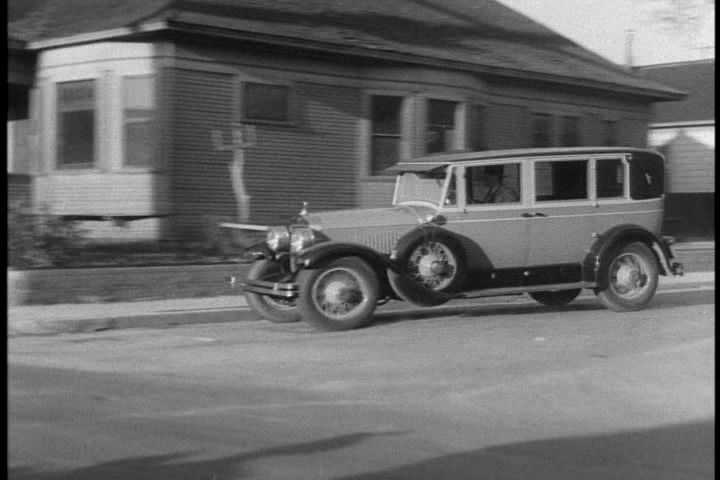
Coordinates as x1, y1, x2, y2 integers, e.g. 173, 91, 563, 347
388, 232, 466, 307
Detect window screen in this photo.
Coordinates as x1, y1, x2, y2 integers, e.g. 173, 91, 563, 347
123, 76, 155, 167
426, 99, 457, 154
371, 95, 403, 174
57, 80, 95, 168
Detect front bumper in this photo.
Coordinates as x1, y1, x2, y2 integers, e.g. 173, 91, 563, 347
242, 278, 299, 298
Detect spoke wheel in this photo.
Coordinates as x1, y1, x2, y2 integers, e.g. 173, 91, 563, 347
245, 259, 300, 323
595, 242, 659, 312
297, 257, 379, 331
407, 240, 459, 291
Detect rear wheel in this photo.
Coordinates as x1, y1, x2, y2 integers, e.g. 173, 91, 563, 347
595, 242, 659, 311
245, 259, 300, 323
529, 289, 582, 307
296, 257, 379, 331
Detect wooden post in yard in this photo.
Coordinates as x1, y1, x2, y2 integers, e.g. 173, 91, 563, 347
211, 123, 257, 222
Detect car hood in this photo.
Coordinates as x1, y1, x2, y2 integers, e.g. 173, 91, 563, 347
306, 204, 437, 231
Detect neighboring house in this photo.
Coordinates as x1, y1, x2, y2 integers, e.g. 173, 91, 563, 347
8, 36, 35, 207
639, 59, 715, 241
8, 0, 684, 243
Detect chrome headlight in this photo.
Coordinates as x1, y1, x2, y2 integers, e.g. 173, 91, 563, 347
266, 226, 290, 251
290, 227, 315, 253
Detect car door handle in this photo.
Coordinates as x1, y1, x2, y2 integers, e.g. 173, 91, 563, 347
534, 212, 548, 217
521, 212, 534, 218
521, 212, 548, 218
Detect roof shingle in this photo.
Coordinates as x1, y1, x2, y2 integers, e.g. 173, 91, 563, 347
8, 0, 684, 100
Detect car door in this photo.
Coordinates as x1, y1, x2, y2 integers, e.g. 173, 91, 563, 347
525, 156, 596, 267
441, 161, 529, 272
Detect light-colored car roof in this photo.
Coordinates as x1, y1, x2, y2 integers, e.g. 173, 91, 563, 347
386, 147, 660, 172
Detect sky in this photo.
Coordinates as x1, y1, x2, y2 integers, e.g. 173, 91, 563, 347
497, 0, 715, 66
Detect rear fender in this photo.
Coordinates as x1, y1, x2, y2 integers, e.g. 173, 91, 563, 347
583, 224, 673, 288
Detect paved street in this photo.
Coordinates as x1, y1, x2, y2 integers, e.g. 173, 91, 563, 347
9, 287, 715, 480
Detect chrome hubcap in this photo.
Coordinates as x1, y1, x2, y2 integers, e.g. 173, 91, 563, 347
610, 253, 649, 298
408, 241, 457, 290
312, 268, 366, 320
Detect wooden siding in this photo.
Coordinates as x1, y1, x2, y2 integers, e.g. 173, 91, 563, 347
166, 68, 237, 241
358, 179, 396, 209
166, 69, 362, 239
650, 126, 715, 193
243, 82, 361, 224
486, 103, 532, 149
8, 174, 32, 207
32, 173, 168, 215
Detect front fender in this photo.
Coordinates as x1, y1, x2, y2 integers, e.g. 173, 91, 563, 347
297, 241, 398, 272
582, 224, 673, 287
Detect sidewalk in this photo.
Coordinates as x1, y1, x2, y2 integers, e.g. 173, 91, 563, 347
8, 272, 714, 337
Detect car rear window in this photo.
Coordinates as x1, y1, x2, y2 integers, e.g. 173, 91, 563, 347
629, 153, 664, 199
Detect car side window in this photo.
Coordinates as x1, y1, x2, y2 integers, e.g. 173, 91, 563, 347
466, 163, 521, 205
596, 158, 625, 198
535, 159, 588, 201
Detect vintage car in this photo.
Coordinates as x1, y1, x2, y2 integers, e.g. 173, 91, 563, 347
238, 147, 683, 331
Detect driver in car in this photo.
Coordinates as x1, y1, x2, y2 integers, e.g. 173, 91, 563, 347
472, 165, 518, 203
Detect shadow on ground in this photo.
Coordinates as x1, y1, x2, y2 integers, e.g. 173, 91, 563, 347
10, 422, 713, 480
335, 420, 715, 480
8, 431, 405, 480
372, 289, 715, 327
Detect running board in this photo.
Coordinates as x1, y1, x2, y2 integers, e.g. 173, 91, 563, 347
459, 282, 596, 299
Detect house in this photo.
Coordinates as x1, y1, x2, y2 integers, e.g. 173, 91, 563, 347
8, 0, 684, 243
639, 59, 714, 241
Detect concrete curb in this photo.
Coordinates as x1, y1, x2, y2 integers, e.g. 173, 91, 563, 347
8, 272, 714, 337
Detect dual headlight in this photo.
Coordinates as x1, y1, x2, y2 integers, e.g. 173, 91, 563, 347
266, 226, 315, 253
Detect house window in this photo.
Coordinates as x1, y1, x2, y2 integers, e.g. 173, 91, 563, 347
603, 120, 618, 146
535, 159, 588, 201
123, 76, 155, 167
426, 99, 458, 154
242, 82, 290, 123
57, 80, 95, 168
532, 113, 553, 148
371, 95, 403, 174
467, 105, 486, 151
560, 116, 581, 146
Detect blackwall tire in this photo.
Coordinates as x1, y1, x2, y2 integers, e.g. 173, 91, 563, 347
595, 241, 659, 312
389, 234, 466, 306
245, 259, 300, 323
529, 289, 582, 307
296, 257, 379, 331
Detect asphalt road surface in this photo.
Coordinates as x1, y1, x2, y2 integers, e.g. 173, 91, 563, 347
9, 288, 715, 480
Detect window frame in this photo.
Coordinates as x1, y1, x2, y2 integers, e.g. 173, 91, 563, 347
121, 74, 157, 170
560, 115, 582, 147
531, 112, 554, 148
237, 80, 296, 125
423, 96, 466, 155
55, 79, 97, 170
363, 91, 413, 178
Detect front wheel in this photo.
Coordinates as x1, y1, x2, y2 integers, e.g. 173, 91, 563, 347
296, 257, 379, 331
245, 259, 300, 323
529, 289, 582, 307
595, 242, 659, 312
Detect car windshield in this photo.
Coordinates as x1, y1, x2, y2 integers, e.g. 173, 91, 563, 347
394, 168, 448, 206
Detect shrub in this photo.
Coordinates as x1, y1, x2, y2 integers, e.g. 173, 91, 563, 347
7, 203, 86, 269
